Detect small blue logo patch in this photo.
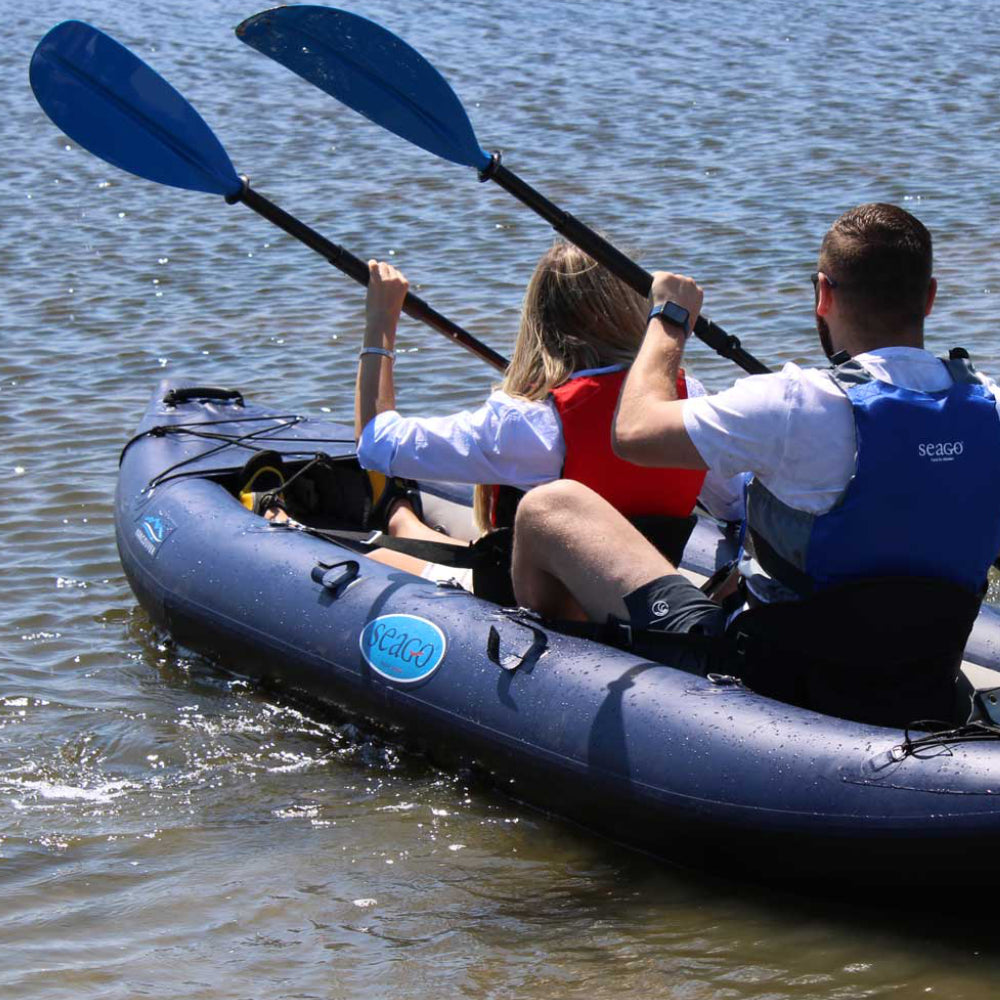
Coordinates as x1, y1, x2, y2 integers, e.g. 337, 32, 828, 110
134, 512, 175, 556
359, 615, 447, 684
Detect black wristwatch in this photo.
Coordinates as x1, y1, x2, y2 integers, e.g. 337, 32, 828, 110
647, 300, 690, 336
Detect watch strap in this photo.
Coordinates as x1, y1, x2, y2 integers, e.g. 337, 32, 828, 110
647, 301, 690, 335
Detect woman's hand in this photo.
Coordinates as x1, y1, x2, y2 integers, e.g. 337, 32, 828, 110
365, 260, 409, 348
356, 261, 408, 441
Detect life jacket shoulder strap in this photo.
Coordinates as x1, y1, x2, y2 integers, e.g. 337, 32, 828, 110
940, 347, 981, 385
829, 346, 983, 390
827, 357, 873, 391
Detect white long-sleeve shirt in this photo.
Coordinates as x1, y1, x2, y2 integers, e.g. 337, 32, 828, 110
358, 372, 746, 522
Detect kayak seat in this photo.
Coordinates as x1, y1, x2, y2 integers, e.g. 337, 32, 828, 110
228, 453, 372, 531
729, 576, 984, 729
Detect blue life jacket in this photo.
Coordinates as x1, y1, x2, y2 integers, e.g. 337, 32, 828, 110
745, 350, 1000, 598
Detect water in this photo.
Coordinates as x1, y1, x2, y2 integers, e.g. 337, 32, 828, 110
2, 0, 999, 995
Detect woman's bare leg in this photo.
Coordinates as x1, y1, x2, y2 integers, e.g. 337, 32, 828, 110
266, 498, 467, 576
360, 499, 468, 575
387, 501, 466, 546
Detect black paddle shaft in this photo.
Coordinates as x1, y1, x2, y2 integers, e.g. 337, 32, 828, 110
481, 157, 770, 376
229, 181, 510, 373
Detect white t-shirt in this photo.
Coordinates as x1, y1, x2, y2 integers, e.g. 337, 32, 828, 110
358, 371, 745, 522
683, 346, 1000, 516
683, 346, 1000, 603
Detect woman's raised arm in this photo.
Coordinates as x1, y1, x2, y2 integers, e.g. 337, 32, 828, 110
354, 260, 410, 439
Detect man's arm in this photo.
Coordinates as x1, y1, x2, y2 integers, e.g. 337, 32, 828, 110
613, 271, 708, 469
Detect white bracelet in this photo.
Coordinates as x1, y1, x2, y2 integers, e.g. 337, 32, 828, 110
359, 346, 395, 360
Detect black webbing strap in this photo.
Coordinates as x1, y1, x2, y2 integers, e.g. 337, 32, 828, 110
544, 615, 733, 675
698, 557, 738, 597
304, 524, 511, 571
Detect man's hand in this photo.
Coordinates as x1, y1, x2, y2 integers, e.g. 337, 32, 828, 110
612, 269, 708, 471
649, 271, 704, 333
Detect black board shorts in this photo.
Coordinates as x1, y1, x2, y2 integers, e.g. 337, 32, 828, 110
623, 573, 730, 637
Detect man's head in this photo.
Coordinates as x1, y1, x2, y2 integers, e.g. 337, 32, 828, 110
814, 203, 936, 358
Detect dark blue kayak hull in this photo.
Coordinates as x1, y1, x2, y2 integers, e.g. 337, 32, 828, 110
115, 382, 1000, 887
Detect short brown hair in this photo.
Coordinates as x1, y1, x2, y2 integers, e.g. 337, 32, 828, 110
819, 203, 933, 334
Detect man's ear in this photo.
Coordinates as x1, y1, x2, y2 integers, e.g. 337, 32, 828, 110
816, 274, 835, 316
925, 277, 937, 317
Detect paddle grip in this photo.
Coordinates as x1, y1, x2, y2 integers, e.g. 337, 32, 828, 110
485, 160, 770, 375
232, 183, 508, 372
694, 318, 770, 375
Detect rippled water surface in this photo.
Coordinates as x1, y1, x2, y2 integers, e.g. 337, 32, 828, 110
3, 0, 1000, 996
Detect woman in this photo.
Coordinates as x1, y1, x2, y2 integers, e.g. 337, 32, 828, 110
352, 241, 743, 600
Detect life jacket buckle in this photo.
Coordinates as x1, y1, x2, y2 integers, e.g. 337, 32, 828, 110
732, 630, 752, 658
601, 617, 633, 650
975, 686, 1000, 727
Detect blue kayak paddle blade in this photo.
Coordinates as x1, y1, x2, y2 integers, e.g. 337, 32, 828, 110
30, 20, 243, 199
237, 5, 493, 172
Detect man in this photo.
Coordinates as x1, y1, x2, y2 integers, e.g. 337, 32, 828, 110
511, 204, 1000, 727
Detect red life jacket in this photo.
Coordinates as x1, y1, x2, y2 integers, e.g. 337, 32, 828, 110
490, 365, 707, 525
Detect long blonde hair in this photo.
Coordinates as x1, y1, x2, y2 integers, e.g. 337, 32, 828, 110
473, 240, 648, 532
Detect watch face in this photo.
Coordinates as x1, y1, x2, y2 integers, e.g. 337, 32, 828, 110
663, 301, 689, 328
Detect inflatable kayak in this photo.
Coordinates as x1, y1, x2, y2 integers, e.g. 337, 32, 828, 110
116, 382, 1000, 888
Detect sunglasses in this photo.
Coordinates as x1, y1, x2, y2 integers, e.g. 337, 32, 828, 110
810, 271, 839, 290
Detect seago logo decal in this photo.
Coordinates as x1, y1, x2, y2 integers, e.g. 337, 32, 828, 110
918, 441, 965, 463
134, 513, 176, 556
359, 615, 447, 684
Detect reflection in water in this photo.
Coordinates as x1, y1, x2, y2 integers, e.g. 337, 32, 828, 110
3, 0, 1000, 995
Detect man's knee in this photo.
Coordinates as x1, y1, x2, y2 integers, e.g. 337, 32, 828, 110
515, 480, 604, 537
